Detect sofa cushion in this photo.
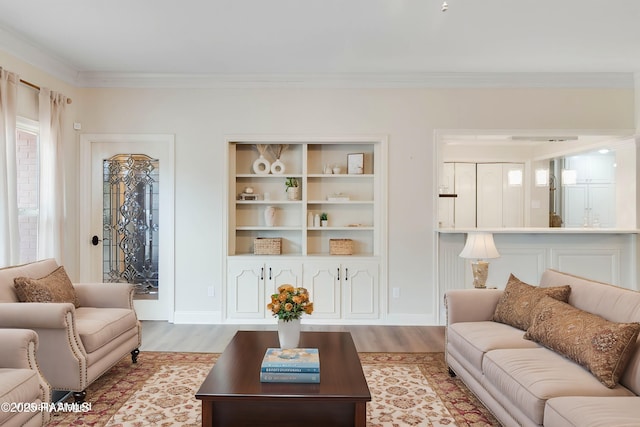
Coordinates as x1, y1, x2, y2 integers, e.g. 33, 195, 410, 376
0, 368, 41, 425
544, 396, 640, 427
525, 296, 640, 388
482, 348, 634, 425
13, 266, 80, 308
493, 273, 570, 331
75, 307, 138, 353
448, 321, 539, 375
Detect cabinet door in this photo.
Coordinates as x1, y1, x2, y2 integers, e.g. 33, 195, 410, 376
303, 261, 341, 319
502, 163, 524, 227
562, 184, 588, 227
227, 261, 265, 319
589, 184, 615, 227
438, 163, 455, 227
342, 261, 379, 319
454, 163, 476, 228
265, 261, 303, 317
477, 164, 503, 227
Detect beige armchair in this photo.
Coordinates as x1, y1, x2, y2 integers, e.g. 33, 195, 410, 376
0, 328, 51, 427
0, 259, 141, 402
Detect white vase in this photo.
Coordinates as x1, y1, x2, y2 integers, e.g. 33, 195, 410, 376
278, 318, 301, 349
264, 205, 276, 226
286, 186, 300, 201
271, 159, 285, 174
253, 155, 271, 175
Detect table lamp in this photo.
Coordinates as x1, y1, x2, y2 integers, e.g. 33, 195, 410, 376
459, 232, 500, 288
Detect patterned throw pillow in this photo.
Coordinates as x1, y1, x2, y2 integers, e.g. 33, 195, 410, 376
14, 266, 80, 308
525, 296, 640, 388
493, 273, 571, 331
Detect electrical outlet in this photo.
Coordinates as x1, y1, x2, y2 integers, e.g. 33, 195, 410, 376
207, 286, 215, 297
392, 287, 400, 298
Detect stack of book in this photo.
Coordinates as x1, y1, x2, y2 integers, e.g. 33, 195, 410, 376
259, 348, 320, 383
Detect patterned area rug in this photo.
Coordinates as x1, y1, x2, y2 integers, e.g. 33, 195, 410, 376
47, 352, 499, 426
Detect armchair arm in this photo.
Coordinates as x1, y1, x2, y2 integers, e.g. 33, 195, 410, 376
444, 289, 503, 325
0, 302, 74, 329
0, 328, 39, 370
74, 282, 134, 309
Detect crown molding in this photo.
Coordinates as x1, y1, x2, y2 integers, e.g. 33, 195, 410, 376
0, 27, 79, 85
76, 71, 635, 89
0, 24, 634, 90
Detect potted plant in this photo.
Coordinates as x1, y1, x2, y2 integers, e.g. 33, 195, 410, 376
285, 177, 300, 200
320, 212, 328, 227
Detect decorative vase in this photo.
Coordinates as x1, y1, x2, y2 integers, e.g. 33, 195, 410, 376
253, 155, 271, 175
271, 159, 285, 175
278, 318, 301, 349
286, 186, 300, 201
264, 205, 276, 226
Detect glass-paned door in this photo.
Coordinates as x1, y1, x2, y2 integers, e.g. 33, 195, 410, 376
102, 154, 159, 298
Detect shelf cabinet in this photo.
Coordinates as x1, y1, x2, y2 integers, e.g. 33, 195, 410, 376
302, 260, 379, 320
226, 137, 387, 323
227, 259, 303, 319
228, 140, 383, 257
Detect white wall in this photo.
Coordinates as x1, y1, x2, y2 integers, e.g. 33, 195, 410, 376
1, 51, 636, 324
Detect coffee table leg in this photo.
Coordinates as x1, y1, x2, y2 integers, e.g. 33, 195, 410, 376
354, 402, 367, 427
201, 401, 212, 427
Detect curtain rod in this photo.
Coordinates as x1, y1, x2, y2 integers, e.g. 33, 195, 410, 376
19, 78, 73, 104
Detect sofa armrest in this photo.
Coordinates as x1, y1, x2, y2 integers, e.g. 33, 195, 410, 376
74, 282, 134, 309
444, 289, 503, 325
0, 302, 75, 329
0, 328, 39, 370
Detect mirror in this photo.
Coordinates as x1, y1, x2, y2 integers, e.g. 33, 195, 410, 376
437, 132, 637, 229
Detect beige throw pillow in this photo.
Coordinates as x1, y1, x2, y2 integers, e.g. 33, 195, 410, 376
493, 273, 571, 331
525, 296, 640, 388
14, 266, 80, 308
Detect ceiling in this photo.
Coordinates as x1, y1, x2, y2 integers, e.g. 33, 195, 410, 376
1, 0, 639, 87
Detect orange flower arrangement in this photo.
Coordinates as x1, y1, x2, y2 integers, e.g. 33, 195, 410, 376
268, 284, 313, 322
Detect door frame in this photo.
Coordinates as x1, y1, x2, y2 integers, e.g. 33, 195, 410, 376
79, 134, 176, 322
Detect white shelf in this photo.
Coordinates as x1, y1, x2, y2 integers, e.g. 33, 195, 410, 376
307, 200, 374, 204
307, 174, 375, 178
236, 200, 302, 204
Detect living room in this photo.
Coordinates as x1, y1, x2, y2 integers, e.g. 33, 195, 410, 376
0, 1, 639, 426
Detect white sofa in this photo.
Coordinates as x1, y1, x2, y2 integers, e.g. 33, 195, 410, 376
445, 269, 640, 427
0, 329, 51, 427
0, 259, 141, 402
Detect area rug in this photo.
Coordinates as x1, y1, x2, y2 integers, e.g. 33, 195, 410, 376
47, 352, 499, 427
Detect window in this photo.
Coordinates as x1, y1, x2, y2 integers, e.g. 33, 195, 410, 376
16, 118, 39, 263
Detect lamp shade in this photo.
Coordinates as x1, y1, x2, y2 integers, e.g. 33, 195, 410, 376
459, 232, 500, 260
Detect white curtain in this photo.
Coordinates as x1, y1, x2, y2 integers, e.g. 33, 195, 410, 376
38, 88, 67, 264
0, 68, 20, 267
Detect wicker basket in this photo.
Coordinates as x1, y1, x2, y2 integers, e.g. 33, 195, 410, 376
329, 239, 353, 255
254, 238, 282, 255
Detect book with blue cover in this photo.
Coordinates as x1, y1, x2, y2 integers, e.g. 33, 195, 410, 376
260, 372, 320, 383
260, 348, 320, 381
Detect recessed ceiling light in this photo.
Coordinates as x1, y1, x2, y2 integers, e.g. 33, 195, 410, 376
599, 149, 610, 154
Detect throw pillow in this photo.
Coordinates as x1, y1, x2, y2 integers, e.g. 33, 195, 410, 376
14, 266, 80, 308
525, 296, 640, 388
493, 273, 571, 331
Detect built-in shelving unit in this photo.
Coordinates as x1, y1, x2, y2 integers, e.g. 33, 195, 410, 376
225, 136, 387, 322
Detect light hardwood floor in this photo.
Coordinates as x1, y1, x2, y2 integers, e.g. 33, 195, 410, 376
140, 321, 445, 353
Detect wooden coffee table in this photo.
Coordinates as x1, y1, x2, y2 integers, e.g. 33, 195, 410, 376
195, 331, 371, 427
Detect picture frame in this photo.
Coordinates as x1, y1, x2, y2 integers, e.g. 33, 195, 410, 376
347, 153, 364, 174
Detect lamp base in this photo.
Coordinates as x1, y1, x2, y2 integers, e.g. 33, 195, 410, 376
471, 261, 489, 289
